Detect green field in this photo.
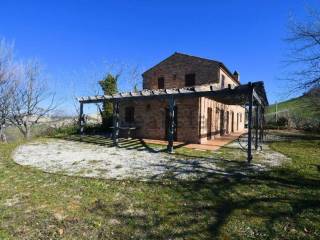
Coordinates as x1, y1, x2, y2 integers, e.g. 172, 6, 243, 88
266, 94, 320, 119
0, 131, 319, 239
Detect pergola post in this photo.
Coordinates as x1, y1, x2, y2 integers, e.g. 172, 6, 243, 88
255, 105, 260, 150
167, 96, 175, 153
112, 101, 120, 145
260, 107, 265, 141
79, 102, 84, 135
247, 83, 253, 163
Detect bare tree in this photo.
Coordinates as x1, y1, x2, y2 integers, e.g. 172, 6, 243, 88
9, 61, 56, 139
0, 39, 16, 142
127, 65, 142, 91
285, 8, 320, 91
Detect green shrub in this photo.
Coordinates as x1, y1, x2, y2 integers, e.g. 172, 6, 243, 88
45, 125, 78, 137
265, 116, 289, 130
277, 116, 288, 127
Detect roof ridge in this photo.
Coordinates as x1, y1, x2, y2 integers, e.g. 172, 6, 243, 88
174, 52, 239, 83
142, 52, 240, 84
174, 51, 222, 64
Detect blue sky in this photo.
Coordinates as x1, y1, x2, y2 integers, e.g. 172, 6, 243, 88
1, 0, 319, 114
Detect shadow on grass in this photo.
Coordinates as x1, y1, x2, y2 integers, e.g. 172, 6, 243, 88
57, 134, 191, 154
52, 133, 320, 239
264, 130, 320, 142
84, 167, 320, 239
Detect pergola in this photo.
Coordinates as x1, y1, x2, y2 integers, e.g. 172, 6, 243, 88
77, 81, 268, 163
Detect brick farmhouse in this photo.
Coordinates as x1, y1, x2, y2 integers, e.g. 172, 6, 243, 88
118, 52, 245, 144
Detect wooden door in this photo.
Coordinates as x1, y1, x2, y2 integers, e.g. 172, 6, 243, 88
207, 107, 212, 140
226, 111, 229, 134
231, 111, 234, 133
237, 113, 239, 131
220, 110, 224, 136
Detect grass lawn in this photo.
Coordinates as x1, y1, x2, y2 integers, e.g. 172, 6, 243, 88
0, 131, 319, 239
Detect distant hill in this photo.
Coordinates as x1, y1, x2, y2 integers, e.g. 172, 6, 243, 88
265, 88, 320, 131
266, 91, 320, 119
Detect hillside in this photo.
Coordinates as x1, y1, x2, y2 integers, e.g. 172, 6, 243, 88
266, 92, 320, 119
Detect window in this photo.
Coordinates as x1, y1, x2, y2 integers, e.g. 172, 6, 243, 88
240, 113, 242, 122
221, 74, 225, 88
173, 74, 177, 80
158, 77, 164, 89
185, 73, 195, 86
125, 107, 135, 123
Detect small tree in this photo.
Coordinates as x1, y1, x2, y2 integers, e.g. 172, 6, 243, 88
9, 61, 56, 139
98, 73, 118, 128
133, 83, 139, 92
0, 81, 15, 142
0, 39, 16, 142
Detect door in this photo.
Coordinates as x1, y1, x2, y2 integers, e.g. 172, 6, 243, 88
231, 111, 234, 133
220, 110, 224, 136
226, 111, 229, 134
237, 113, 239, 131
207, 107, 212, 140
165, 106, 178, 141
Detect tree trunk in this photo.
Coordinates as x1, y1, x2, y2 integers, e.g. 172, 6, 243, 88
23, 120, 32, 140
25, 125, 31, 140
0, 124, 7, 143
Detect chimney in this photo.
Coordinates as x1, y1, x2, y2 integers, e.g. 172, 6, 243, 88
233, 71, 240, 82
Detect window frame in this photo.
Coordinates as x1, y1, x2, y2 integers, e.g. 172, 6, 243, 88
185, 73, 196, 87
125, 106, 135, 123
158, 77, 165, 89
221, 74, 225, 89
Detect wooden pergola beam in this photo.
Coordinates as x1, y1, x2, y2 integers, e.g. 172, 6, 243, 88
253, 89, 263, 105
255, 105, 260, 150
79, 102, 84, 135
259, 107, 265, 141
77, 81, 268, 107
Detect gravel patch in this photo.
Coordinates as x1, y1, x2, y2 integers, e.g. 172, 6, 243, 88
12, 139, 289, 181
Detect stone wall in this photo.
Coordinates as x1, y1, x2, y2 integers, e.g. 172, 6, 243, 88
118, 96, 245, 144
218, 68, 239, 89
116, 53, 245, 144
143, 54, 220, 90
199, 97, 245, 144
119, 97, 200, 143
143, 56, 240, 92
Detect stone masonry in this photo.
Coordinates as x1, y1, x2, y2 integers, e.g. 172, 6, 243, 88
118, 52, 245, 144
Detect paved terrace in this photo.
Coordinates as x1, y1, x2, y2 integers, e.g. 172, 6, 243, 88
143, 131, 246, 151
